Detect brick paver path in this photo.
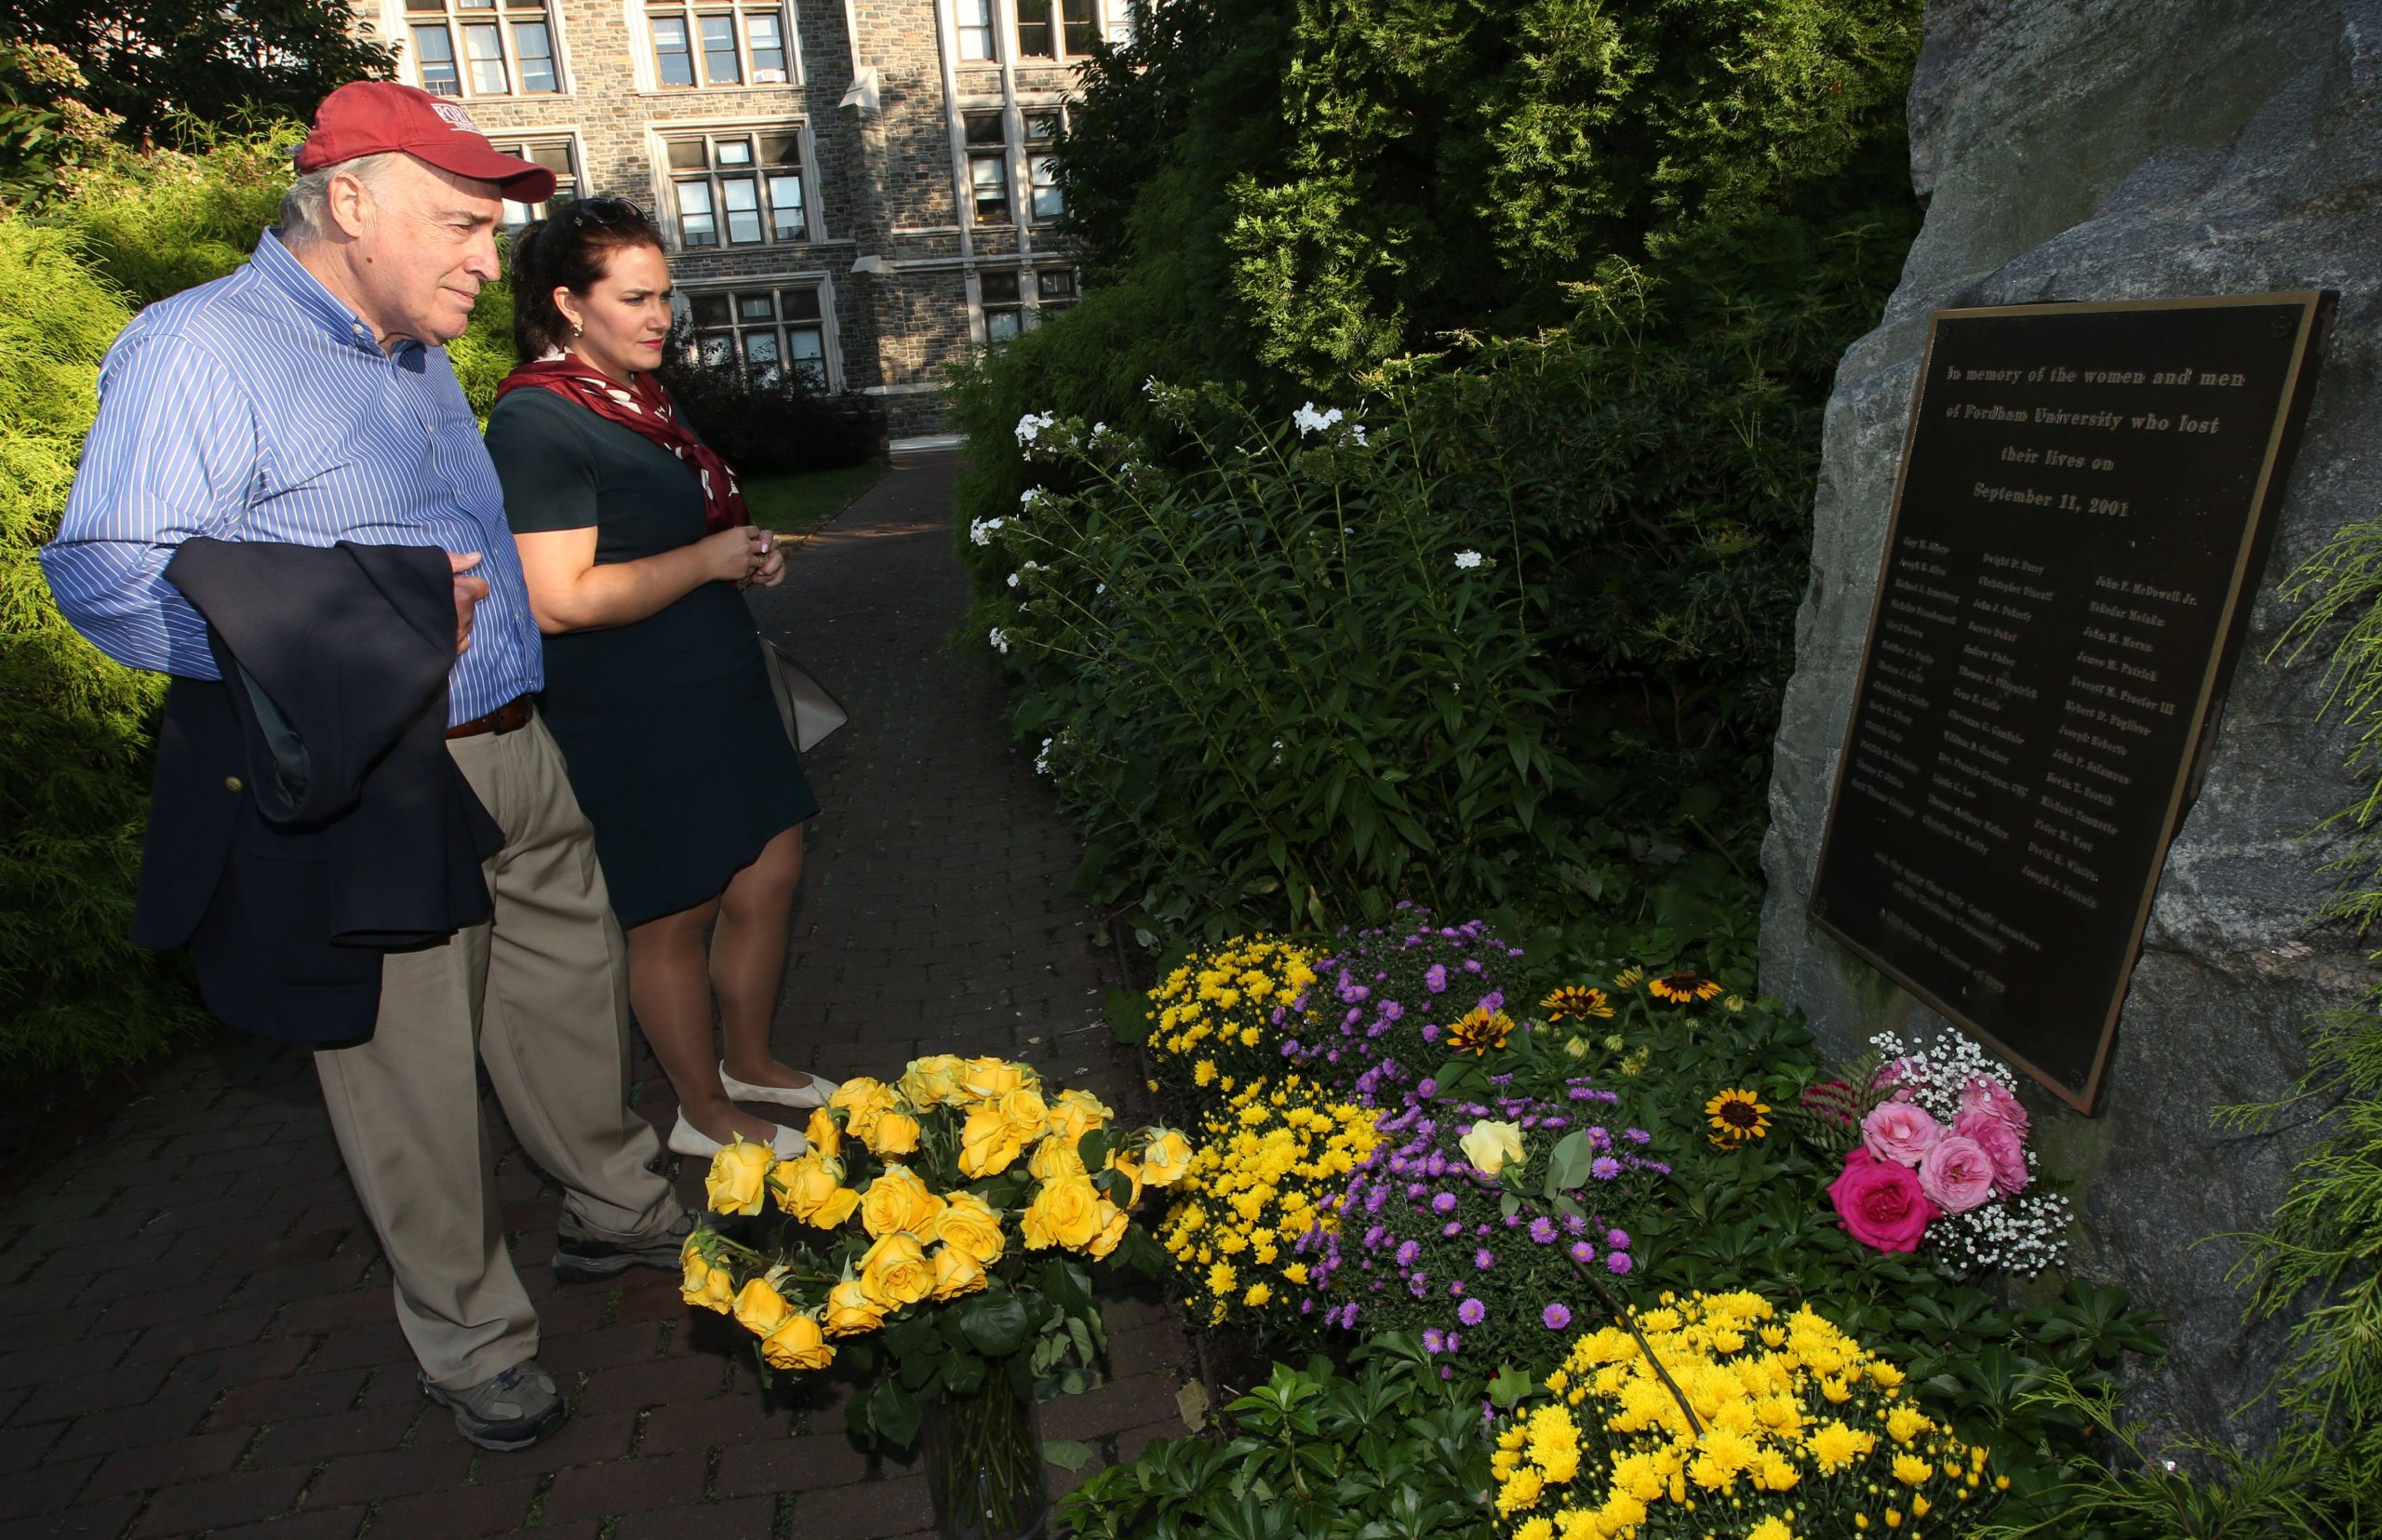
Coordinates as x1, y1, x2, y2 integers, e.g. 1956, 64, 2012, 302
0, 453, 1192, 1539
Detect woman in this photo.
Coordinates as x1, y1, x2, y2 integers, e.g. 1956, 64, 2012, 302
486, 196, 829, 1159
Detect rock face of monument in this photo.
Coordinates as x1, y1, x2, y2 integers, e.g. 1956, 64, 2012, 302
1760, 0, 2382, 1442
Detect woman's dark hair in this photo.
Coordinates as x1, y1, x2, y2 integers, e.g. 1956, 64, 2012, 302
509, 195, 667, 362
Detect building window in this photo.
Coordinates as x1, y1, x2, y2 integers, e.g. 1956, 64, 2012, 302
689, 287, 827, 386
1024, 106, 1064, 221
488, 140, 580, 229
1015, 0, 1099, 60
963, 110, 1009, 224
981, 271, 1024, 342
1036, 268, 1077, 314
405, 0, 562, 97
956, 0, 996, 60
648, 3, 794, 88
665, 129, 807, 247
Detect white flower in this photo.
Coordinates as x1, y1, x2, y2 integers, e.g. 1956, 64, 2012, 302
1271, 737, 1285, 767
968, 516, 1006, 547
1291, 402, 1345, 436
1141, 376, 1158, 396
1091, 421, 1107, 436
1035, 737, 1055, 775
1095, 583, 1106, 595
1020, 488, 1044, 509
987, 626, 1010, 655
1014, 410, 1056, 447
1453, 549, 1485, 569
1007, 572, 1021, 588
1348, 422, 1368, 445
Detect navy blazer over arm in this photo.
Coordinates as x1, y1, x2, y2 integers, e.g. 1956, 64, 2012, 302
137, 539, 503, 1044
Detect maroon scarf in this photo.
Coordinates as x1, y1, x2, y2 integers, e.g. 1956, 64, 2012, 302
493, 358, 750, 534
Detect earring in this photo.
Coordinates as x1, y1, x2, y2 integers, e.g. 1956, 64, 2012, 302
569, 321, 583, 338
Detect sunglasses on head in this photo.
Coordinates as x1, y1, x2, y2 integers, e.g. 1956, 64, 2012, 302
568, 195, 647, 227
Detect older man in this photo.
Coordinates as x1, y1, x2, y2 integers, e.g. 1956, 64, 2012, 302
42, 82, 693, 1452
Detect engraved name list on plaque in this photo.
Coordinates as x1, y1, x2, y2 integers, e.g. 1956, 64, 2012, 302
1807, 293, 2333, 1111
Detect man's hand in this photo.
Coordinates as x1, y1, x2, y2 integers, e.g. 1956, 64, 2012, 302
450, 551, 489, 656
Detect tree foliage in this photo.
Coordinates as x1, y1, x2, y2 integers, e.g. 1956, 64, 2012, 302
1058, 0, 1922, 387
0, 0, 393, 149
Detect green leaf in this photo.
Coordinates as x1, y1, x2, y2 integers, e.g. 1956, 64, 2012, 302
1043, 1439, 1097, 1472
1486, 1365, 1535, 1410
1545, 1129, 1593, 1193
959, 1288, 1033, 1357
871, 1382, 922, 1448
1105, 987, 1150, 1045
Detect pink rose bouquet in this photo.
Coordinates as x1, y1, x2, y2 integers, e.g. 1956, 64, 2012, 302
1827, 1149, 1938, 1252
1813, 1029, 2071, 1274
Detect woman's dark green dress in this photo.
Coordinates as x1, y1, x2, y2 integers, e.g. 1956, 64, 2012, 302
485, 387, 816, 930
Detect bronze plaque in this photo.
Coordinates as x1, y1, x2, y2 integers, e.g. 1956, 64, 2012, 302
1809, 293, 2334, 1112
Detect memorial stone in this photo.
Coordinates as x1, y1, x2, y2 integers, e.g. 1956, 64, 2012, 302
1810, 296, 2330, 1110
1760, 0, 2382, 1444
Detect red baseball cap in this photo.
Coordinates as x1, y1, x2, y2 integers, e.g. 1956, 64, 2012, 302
295, 81, 556, 202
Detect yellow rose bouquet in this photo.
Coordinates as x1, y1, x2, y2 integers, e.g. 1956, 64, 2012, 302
680, 1052, 1191, 1525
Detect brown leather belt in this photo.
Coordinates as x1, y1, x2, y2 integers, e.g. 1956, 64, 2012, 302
446, 695, 534, 741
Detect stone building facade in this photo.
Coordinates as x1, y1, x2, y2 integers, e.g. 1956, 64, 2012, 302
366, 0, 1117, 438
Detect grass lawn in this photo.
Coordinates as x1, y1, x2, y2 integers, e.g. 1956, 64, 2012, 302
745, 462, 890, 533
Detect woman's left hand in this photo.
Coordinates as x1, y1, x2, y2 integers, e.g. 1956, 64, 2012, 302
753, 532, 787, 588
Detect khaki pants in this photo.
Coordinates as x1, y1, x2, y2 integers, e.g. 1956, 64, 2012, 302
315, 714, 679, 1390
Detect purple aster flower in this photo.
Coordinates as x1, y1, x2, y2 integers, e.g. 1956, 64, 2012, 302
1442, 1222, 1463, 1237
1481, 990, 1504, 1010
1382, 1000, 1404, 1022
1569, 1240, 1596, 1265
1543, 1303, 1572, 1331
1563, 1213, 1587, 1236
1301, 1298, 1314, 1315
1449, 1280, 1465, 1297
1503, 1213, 1522, 1228
1439, 1366, 1453, 1381
1591, 1157, 1622, 1181
1607, 1252, 1633, 1276
1423, 1327, 1445, 1353
1446, 1331, 1462, 1352
1415, 1077, 1437, 1097
1474, 1248, 1496, 1271
1606, 1228, 1631, 1249
1464, 958, 1483, 973
1431, 1192, 1457, 1214
1421, 1024, 1441, 1042
1529, 1217, 1559, 1245
1396, 1240, 1421, 1266
1625, 1128, 1652, 1145
1457, 1297, 1487, 1326
1425, 964, 1448, 993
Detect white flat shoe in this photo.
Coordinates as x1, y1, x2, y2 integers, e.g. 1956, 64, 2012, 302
667, 1109, 806, 1160
717, 1062, 839, 1110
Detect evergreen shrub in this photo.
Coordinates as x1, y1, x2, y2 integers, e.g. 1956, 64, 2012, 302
0, 215, 201, 1072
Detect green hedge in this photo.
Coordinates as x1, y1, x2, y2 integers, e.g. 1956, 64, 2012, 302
0, 214, 200, 1073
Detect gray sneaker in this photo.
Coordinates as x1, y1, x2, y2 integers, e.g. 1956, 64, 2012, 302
422, 1359, 568, 1451
552, 1207, 696, 1284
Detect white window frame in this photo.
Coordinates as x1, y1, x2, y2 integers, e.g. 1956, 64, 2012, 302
394, 0, 569, 99
638, 0, 801, 90
657, 123, 814, 250
971, 264, 1077, 344
487, 133, 586, 230
1022, 101, 1065, 223
680, 279, 842, 391
1010, 0, 1103, 63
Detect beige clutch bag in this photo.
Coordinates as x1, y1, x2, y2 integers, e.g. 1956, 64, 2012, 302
760, 636, 849, 754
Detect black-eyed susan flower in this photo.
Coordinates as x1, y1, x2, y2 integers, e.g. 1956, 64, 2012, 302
1540, 984, 1615, 1022
1706, 1088, 1772, 1145
1445, 1006, 1514, 1055
1650, 969, 1725, 1004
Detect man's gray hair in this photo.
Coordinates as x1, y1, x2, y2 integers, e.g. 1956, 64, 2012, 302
279, 152, 408, 247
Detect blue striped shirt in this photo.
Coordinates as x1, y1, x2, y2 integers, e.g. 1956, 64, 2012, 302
40, 230, 541, 724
